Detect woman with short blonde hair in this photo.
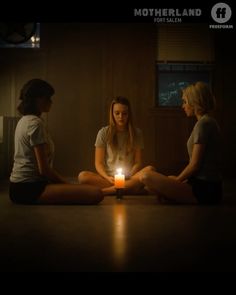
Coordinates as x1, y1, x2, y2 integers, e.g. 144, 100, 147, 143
139, 82, 222, 205
183, 81, 216, 115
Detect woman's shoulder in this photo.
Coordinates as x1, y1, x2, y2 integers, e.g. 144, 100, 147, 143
18, 115, 41, 125
97, 126, 109, 134
20, 115, 44, 131
197, 115, 219, 128
21, 115, 41, 123
95, 126, 109, 145
195, 115, 220, 135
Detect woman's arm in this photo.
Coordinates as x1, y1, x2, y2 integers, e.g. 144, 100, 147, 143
34, 144, 69, 183
130, 148, 143, 177
95, 147, 114, 184
175, 143, 205, 182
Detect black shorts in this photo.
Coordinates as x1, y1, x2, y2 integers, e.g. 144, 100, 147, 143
9, 181, 48, 204
187, 177, 223, 205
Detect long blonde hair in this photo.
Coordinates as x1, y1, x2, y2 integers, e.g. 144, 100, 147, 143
107, 96, 136, 154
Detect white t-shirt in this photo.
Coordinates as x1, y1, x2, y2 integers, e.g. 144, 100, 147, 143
187, 114, 222, 181
10, 115, 54, 182
95, 126, 144, 176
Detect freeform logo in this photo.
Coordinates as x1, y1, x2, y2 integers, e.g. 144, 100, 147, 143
211, 3, 232, 23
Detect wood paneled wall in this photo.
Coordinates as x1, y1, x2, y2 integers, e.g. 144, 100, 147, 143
149, 108, 196, 175
0, 23, 235, 178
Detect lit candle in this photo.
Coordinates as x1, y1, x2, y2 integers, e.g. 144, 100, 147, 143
114, 168, 125, 189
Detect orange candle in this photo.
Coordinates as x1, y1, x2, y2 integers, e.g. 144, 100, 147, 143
114, 168, 125, 189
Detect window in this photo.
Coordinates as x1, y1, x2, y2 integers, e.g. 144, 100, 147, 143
156, 63, 212, 107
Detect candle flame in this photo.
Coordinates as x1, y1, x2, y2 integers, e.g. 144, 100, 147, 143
116, 168, 122, 175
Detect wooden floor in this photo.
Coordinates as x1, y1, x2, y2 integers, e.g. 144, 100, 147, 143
1, 179, 236, 272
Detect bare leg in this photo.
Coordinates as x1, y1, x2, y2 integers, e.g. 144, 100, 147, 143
123, 177, 146, 195
78, 171, 111, 188
38, 183, 103, 205
79, 167, 157, 197
79, 170, 146, 196
102, 177, 145, 196
124, 165, 156, 195
102, 167, 156, 196
140, 170, 197, 204
79, 171, 116, 196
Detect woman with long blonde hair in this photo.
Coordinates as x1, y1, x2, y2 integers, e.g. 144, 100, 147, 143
79, 96, 145, 195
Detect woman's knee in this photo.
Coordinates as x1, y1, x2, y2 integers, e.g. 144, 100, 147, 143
143, 165, 156, 172
78, 171, 91, 184
139, 170, 151, 184
139, 166, 156, 184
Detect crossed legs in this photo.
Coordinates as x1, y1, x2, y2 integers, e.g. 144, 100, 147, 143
78, 169, 153, 196
78, 166, 197, 204
139, 169, 197, 204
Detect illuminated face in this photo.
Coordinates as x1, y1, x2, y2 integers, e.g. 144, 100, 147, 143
182, 95, 194, 117
113, 103, 129, 129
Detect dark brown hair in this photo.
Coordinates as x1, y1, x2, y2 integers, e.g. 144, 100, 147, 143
17, 78, 55, 115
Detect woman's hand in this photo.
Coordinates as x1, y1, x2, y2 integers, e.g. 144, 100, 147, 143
105, 176, 114, 184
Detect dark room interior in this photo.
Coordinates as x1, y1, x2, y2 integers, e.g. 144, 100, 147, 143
1, 5, 236, 272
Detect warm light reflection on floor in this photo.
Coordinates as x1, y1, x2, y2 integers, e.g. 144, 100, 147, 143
112, 202, 127, 269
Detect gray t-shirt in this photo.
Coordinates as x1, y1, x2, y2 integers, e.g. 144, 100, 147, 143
10, 115, 54, 183
95, 126, 144, 176
187, 114, 221, 181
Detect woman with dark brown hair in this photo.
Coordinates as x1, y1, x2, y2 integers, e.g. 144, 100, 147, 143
9, 78, 103, 205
